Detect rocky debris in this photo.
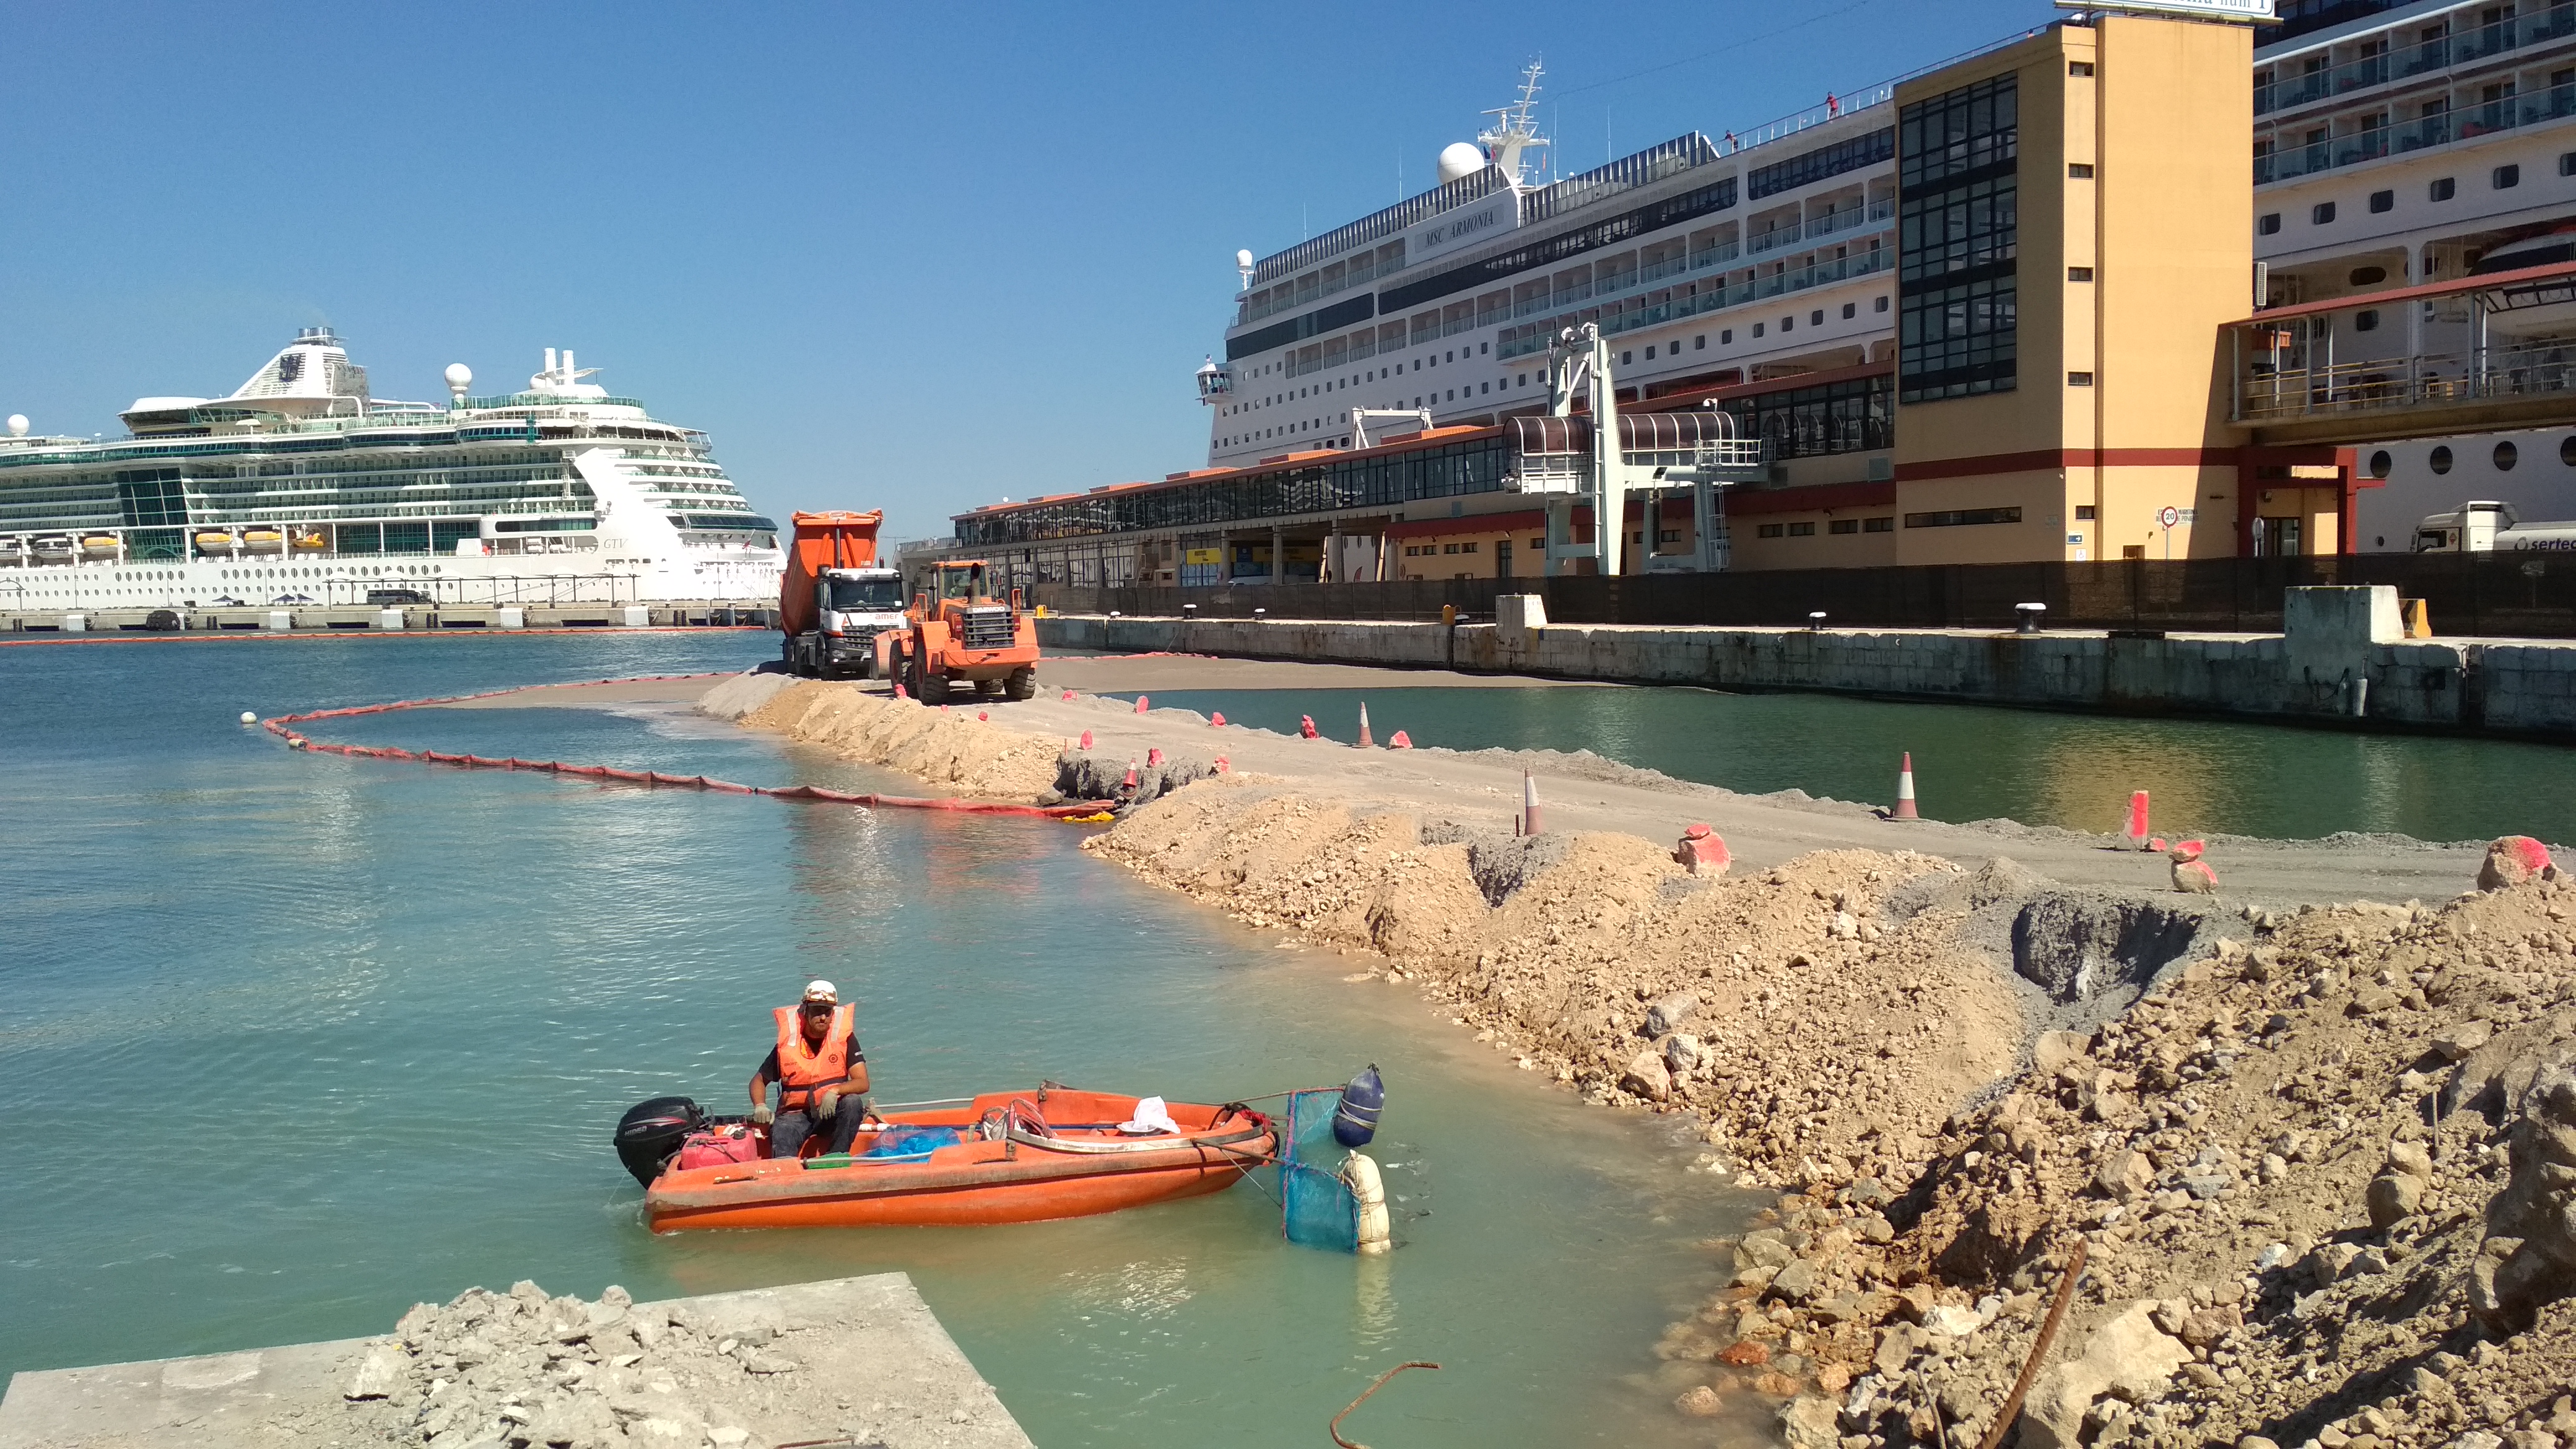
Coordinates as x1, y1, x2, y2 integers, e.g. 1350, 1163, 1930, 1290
2470, 1053, 2576, 1334
1630, 864, 2576, 1449
326, 1281, 833, 1448
2481, 837, 2557, 892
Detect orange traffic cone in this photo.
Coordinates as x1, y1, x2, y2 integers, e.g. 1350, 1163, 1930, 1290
1893, 753, 1919, 821
1520, 771, 1542, 836
1356, 702, 1373, 748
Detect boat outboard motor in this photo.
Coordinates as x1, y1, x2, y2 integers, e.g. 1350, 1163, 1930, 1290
1332, 1065, 1384, 1148
614, 1095, 705, 1186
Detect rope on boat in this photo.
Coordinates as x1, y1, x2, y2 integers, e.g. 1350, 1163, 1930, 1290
257, 674, 1116, 820
1328, 1362, 1443, 1449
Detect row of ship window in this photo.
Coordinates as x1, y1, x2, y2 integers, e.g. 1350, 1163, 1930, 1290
1218, 300, 1893, 455
2260, 153, 2576, 231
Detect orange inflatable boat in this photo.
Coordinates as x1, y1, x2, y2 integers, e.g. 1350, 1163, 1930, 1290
641, 1087, 1275, 1233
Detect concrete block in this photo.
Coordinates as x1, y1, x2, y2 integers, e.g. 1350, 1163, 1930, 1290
263, 611, 291, 632
373, 609, 406, 630
58, 614, 85, 633
619, 606, 650, 629
495, 607, 526, 630
1495, 593, 1548, 637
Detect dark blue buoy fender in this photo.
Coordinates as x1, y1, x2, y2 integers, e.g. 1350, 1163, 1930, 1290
1333, 1064, 1384, 1147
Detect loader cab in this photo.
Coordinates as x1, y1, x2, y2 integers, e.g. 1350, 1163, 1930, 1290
926, 560, 993, 606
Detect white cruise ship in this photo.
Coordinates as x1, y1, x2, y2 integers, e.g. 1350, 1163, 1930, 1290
0, 330, 782, 611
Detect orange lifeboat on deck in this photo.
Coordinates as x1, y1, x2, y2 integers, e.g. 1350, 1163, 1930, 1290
640, 1088, 1273, 1234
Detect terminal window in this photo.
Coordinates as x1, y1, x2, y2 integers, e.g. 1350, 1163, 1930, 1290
1899, 72, 2018, 403
1787, 521, 1816, 536
1865, 517, 1893, 533
1830, 518, 1860, 534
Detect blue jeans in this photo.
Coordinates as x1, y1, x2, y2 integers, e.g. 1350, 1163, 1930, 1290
771, 1094, 874, 1157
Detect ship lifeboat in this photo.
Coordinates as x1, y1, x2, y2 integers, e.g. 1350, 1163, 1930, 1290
290, 529, 327, 552
634, 1088, 1274, 1234
243, 529, 285, 553
30, 535, 74, 562
80, 534, 121, 558
196, 531, 238, 554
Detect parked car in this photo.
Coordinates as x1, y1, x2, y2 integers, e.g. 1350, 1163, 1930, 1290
365, 588, 433, 606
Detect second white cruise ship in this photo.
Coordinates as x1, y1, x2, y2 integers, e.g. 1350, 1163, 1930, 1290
0, 330, 782, 612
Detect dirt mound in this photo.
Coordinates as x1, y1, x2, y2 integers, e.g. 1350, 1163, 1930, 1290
738, 682, 1061, 799
1092, 782, 2025, 1194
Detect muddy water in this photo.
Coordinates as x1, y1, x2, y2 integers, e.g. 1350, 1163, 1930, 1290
1107, 684, 2576, 845
0, 636, 1761, 1447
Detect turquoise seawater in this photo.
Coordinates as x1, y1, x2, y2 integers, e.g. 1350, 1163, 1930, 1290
0, 635, 1754, 1448
1105, 685, 2576, 845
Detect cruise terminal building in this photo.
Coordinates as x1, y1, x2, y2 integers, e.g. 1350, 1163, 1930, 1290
933, 4, 2557, 592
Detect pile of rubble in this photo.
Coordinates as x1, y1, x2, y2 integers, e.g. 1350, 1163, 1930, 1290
324, 1281, 834, 1448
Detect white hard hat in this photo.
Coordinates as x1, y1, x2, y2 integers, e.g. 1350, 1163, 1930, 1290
801, 979, 838, 1004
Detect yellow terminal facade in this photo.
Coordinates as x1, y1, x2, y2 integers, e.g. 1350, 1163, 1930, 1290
941, 12, 2369, 588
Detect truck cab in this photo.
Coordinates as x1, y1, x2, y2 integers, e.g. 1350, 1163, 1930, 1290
796, 567, 907, 676
2413, 501, 2516, 552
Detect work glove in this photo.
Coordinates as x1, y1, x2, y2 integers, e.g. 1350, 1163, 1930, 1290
748, 1103, 774, 1126
813, 1089, 840, 1121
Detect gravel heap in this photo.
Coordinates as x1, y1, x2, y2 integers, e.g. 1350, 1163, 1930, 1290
333, 1281, 835, 1448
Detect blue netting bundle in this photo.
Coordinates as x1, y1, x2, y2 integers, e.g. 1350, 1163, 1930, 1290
858, 1126, 964, 1161
1281, 1089, 1359, 1252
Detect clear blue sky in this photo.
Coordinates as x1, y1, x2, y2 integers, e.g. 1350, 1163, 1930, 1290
3, 1, 2058, 542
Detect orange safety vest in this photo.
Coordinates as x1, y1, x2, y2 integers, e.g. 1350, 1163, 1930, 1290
772, 1004, 856, 1112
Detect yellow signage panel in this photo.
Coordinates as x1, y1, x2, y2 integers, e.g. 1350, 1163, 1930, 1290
1184, 548, 1222, 565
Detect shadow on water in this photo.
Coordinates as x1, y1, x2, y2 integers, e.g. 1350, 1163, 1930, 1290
1105, 684, 2576, 845
0, 636, 1759, 1448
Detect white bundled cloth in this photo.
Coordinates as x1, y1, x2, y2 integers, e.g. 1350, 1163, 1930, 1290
1117, 1095, 1180, 1135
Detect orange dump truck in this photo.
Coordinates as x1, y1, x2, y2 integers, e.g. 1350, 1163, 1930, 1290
778, 510, 908, 678
874, 559, 1039, 703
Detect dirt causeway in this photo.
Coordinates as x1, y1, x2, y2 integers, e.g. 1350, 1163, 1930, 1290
703, 669, 2576, 1449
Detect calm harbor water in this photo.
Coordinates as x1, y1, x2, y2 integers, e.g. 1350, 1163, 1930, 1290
0, 635, 1753, 1448
1108, 685, 2576, 845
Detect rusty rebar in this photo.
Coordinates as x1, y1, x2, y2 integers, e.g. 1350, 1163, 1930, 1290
1329, 1361, 1442, 1448
1977, 1238, 2090, 1449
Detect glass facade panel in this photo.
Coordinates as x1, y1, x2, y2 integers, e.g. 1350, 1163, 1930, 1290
1720, 373, 1892, 461
1899, 73, 2019, 404
1748, 128, 1895, 199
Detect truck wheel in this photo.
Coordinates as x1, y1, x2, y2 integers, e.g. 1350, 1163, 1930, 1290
1004, 668, 1036, 701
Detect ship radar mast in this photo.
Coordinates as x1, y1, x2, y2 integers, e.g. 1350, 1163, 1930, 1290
1479, 62, 1549, 188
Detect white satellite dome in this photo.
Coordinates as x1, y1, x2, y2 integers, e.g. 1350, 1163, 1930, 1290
1437, 142, 1486, 184
1236, 248, 1255, 269
443, 363, 473, 389
6, 414, 27, 438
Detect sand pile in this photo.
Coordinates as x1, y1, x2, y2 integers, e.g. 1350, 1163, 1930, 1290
740, 680, 1062, 799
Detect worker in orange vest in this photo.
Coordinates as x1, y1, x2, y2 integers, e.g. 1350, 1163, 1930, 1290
747, 980, 875, 1157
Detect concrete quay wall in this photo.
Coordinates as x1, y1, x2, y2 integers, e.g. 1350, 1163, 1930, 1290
1041, 586, 2576, 738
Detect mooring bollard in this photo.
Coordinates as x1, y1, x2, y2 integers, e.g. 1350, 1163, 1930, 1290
1892, 753, 1919, 820
2016, 602, 2047, 635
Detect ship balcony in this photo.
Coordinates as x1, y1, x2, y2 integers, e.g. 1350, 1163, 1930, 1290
1496, 246, 1891, 359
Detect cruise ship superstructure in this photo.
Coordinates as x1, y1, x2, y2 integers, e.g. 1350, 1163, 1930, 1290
0, 331, 781, 611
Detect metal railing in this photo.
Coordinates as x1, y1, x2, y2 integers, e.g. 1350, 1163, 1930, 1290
2235, 337, 2576, 422
2258, 84, 2576, 182
2257, 5, 2576, 116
